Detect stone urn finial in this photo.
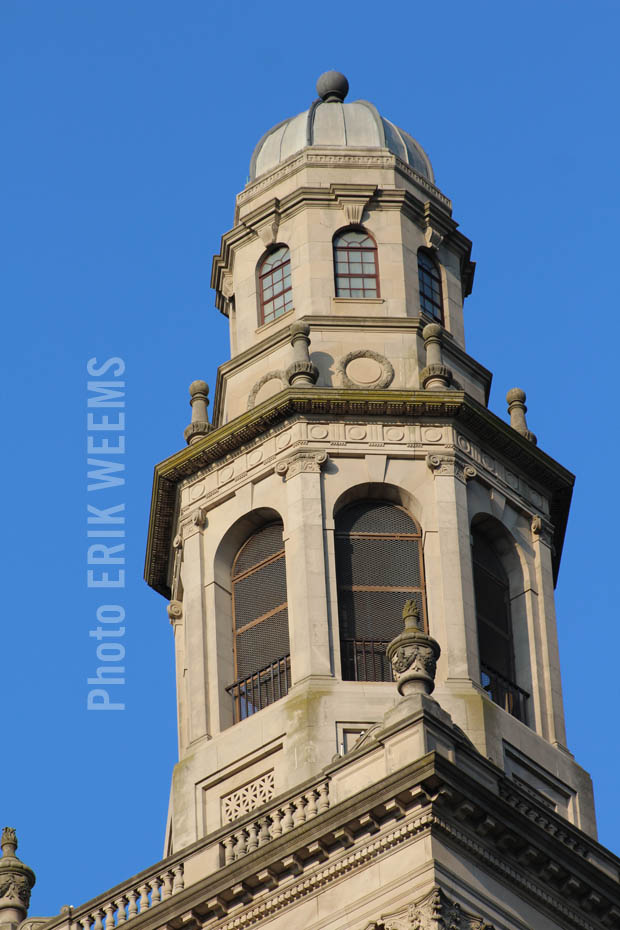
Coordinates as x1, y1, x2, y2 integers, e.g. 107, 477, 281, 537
421, 323, 452, 390
286, 321, 319, 387
184, 380, 212, 445
386, 600, 441, 696
0, 828, 36, 927
506, 387, 537, 445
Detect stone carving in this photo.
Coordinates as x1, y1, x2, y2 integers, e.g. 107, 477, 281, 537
426, 453, 477, 483
506, 388, 537, 445
192, 506, 208, 528
0, 828, 35, 917
167, 601, 183, 623
336, 349, 394, 389
531, 514, 554, 547
184, 380, 212, 445
386, 601, 441, 696
371, 886, 494, 930
276, 451, 328, 479
221, 273, 234, 299
222, 771, 275, 824
247, 371, 287, 410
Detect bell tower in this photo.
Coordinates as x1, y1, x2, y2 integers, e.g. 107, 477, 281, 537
145, 70, 595, 866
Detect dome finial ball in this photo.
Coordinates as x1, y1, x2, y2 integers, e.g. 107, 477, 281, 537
316, 70, 349, 102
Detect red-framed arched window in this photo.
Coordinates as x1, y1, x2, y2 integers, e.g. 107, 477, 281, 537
417, 249, 444, 322
333, 229, 380, 298
258, 246, 293, 325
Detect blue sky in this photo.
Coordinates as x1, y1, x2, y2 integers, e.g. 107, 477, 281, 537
2, 0, 619, 915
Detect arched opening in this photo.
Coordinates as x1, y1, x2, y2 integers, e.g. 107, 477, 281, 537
335, 500, 427, 681
333, 228, 380, 298
258, 245, 293, 325
471, 521, 529, 722
417, 248, 444, 322
228, 521, 290, 721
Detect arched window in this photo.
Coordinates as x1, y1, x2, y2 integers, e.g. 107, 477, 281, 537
258, 246, 293, 325
417, 249, 444, 322
335, 501, 427, 681
472, 529, 527, 721
333, 229, 380, 298
228, 522, 290, 720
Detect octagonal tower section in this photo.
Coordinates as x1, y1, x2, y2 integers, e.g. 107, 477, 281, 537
145, 74, 595, 855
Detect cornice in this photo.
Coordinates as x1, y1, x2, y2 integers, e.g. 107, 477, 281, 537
144, 387, 573, 598
46, 750, 620, 930
211, 181, 469, 316
234, 147, 453, 214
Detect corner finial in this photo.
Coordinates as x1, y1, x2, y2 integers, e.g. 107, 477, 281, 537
386, 601, 441, 697
316, 71, 349, 102
421, 323, 452, 390
506, 387, 537, 444
0, 828, 36, 922
286, 321, 319, 387
184, 380, 212, 445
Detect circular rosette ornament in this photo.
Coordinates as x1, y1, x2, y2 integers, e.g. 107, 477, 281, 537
386, 600, 441, 696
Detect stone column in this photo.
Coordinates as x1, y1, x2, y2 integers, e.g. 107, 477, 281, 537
426, 452, 479, 681
421, 323, 452, 390
276, 451, 331, 682
184, 380, 211, 445
286, 322, 319, 387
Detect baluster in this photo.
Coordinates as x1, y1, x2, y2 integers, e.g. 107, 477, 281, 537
223, 835, 235, 866
258, 816, 271, 846
234, 829, 247, 859
160, 872, 173, 901
114, 897, 127, 925
317, 782, 329, 814
149, 878, 161, 906
305, 789, 318, 820
270, 808, 283, 838
103, 903, 116, 929
281, 803, 294, 833
171, 864, 184, 893
137, 885, 150, 913
293, 796, 306, 827
246, 821, 259, 853
80, 916, 93, 930
93, 910, 104, 930
127, 890, 139, 919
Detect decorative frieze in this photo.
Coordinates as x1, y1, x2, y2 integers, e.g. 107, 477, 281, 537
370, 887, 494, 930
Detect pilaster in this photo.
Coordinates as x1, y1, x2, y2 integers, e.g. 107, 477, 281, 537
278, 451, 332, 682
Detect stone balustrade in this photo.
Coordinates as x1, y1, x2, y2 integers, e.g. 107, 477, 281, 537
40, 775, 335, 930
72, 864, 184, 930
222, 779, 330, 865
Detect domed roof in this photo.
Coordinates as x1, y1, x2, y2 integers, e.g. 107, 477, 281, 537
249, 71, 434, 183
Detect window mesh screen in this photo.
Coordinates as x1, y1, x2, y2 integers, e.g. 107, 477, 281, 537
472, 531, 514, 681
232, 522, 290, 682
335, 502, 427, 681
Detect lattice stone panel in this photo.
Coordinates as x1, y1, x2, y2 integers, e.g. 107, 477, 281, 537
222, 771, 275, 824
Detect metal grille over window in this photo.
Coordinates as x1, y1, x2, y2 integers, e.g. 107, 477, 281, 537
418, 249, 444, 322
472, 531, 528, 722
333, 230, 379, 298
335, 501, 427, 681
259, 246, 293, 325
228, 522, 290, 721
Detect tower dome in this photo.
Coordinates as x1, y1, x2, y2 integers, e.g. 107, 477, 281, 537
249, 71, 434, 183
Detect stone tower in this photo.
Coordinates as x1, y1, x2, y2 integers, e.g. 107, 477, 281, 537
61, 68, 618, 930
145, 68, 595, 857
